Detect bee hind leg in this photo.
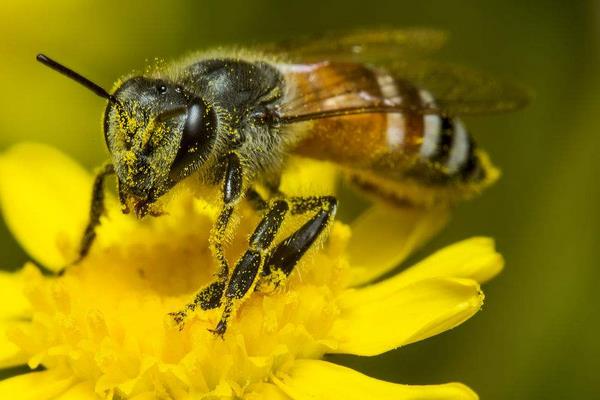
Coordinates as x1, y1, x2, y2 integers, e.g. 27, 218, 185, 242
258, 195, 338, 290
212, 195, 337, 336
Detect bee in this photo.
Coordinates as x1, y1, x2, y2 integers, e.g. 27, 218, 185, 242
36, 29, 528, 335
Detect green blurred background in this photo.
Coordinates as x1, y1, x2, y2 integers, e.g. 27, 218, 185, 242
1, 1, 598, 398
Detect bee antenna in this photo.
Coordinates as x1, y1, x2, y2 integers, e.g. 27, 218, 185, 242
36, 53, 117, 103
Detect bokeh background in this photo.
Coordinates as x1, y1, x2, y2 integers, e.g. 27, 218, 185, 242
1, 1, 598, 398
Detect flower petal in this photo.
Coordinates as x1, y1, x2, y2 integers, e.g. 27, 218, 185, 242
0, 143, 93, 271
279, 157, 339, 197
55, 382, 96, 400
347, 237, 503, 308
393, 237, 504, 284
348, 204, 449, 286
0, 370, 75, 400
330, 278, 483, 356
273, 359, 478, 400
247, 383, 291, 400
0, 321, 29, 368
0, 268, 32, 368
0, 269, 30, 321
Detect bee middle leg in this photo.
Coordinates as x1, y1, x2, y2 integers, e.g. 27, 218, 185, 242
245, 174, 283, 211
209, 198, 290, 336
169, 153, 245, 326
169, 195, 289, 331
245, 187, 269, 211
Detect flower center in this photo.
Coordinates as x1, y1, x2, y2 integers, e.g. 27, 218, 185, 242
9, 185, 351, 398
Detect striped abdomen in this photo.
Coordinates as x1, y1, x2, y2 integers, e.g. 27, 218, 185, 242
280, 61, 498, 206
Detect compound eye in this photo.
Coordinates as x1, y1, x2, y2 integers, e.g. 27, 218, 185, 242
170, 98, 217, 178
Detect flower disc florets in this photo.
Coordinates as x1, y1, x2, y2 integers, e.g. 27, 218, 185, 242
0, 144, 503, 400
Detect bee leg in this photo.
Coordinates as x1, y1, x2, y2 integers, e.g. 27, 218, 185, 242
169, 153, 245, 327
212, 196, 337, 336
63, 163, 114, 273
245, 187, 269, 211
264, 175, 282, 197
210, 199, 289, 336
259, 195, 338, 289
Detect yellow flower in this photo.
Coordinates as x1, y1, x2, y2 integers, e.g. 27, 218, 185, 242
0, 143, 503, 399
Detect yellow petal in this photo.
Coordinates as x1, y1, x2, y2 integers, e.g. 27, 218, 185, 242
331, 278, 483, 356
348, 204, 449, 286
55, 382, 97, 400
0, 143, 93, 271
273, 359, 478, 400
0, 269, 30, 321
246, 383, 291, 400
395, 237, 504, 284
279, 157, 338, 197
0, 269, 32, 368
128, 394, 160, 400
0, 370, 75, 400
349, 237, 503, 307
0, 321, 28, 368
0, 341, 25, 369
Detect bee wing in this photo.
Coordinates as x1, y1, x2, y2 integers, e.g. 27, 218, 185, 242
387, 59, 531, 115
262, 28, 448, 63
277, 60, 530, 124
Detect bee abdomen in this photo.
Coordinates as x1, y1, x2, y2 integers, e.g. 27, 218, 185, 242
410, 89, 480, 182
373, 69, 484, 183
423, 114, 483, 181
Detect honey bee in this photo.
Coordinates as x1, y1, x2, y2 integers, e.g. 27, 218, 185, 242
37, 29, 528, 335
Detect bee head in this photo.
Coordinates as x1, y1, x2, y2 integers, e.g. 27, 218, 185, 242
36, 54, 220, 217
105, 77, 218, 214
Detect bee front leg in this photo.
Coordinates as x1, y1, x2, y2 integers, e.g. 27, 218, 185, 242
169, 153, 245, 327
62, 163, 114, 273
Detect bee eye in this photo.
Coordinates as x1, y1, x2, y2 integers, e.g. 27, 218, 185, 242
169, 98, 218, 179
157, 84, 167, 94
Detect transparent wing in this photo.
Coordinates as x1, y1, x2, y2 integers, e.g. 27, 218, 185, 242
261, 28, 448, 63
276, 60, 531, 124
387, 59, 531, 115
